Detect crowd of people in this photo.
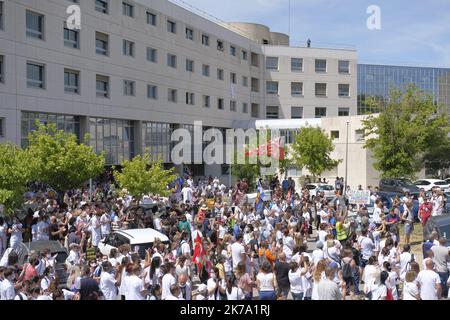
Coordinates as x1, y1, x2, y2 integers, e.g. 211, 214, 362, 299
0, 174, 449, 301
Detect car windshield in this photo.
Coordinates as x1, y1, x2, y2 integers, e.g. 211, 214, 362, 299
435, 181, 447, 186
320, 185, 334, 191
439, 224, 450, 239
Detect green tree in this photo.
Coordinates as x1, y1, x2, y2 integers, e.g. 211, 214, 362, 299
362, 85, 450, 179
0, 144, 36, 215
28, 122, 105, 197
114, 153, 177, 199
291, 126, 340, 179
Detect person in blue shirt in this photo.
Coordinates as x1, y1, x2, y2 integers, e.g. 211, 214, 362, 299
282, 179, 289, 194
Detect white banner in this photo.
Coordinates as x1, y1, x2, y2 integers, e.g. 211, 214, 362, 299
348, 190, 371, 205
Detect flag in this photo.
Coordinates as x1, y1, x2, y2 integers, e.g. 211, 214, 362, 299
192, 232, 205, 272
255, 179, 265, 213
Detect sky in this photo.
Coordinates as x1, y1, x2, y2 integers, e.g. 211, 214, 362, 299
174, 0, 450, 68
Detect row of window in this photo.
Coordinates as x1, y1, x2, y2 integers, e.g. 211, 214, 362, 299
265, 81, 351, 97
265, 57, 351, 74
20, 2, 256, 64
266, 106, 350, 119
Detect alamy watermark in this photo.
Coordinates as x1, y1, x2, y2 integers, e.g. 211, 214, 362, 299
66, 5, 81, 30
170, 121, 285, 176
367, 5, 381, 30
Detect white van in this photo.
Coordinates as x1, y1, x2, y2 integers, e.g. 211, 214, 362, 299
98, 228, 170, 259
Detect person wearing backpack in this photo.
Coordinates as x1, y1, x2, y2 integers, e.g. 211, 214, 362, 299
341, 249, 356, 300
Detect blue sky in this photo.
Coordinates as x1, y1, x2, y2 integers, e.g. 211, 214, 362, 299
177, 0, 450, 68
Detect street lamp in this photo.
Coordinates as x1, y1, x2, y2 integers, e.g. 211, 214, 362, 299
345, 121, 350, 191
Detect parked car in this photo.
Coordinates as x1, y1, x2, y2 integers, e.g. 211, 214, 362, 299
305, 184, 336, 200
423, 215, 450, 245
379, 178, 420, 194
414, 179, 450, 192
15, 240, 69, 288
99, 228, 170, 259
363, 191, 419, 220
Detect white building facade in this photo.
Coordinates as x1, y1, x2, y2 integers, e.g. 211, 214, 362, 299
0, 0, 358, 182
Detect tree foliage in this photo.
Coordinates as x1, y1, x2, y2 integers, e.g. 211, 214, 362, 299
362, 85, 450, 179
291, 126, 340, 178
113, 153, 177, 199
28, 122, 105, 194
0, 144, 36, 215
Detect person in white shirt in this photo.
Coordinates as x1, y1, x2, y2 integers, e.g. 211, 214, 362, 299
416, 259, 442, 300
36, 216, 50, 241
402, 271, 420, 300
161, 263, 177, 300
312, 241, 325, 266
0, 218, 8, 258
225, 278, 245, 300
398, 244, 413, 281
372, 200, 382, 224
125, 265, 147, 300
0, 267, 15, 300
207, 269, 226, 300
182, 185, 193, 204
9, 219, 23, 249
100, 262, 118, 300
166, 284, 183, 300
231, 234, 246, 270
90, 212, 102, 248
288, 261, 304, 300
100, 212, 111, 238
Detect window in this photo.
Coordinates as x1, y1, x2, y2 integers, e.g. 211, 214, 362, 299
64, 69, 79, 94
315, 83, 327, 97
251, 104, 259, 118
168, 89, 177, 103
338, 84, 350, 97
147, 11, 157, 26
0, 117, 3, 137
230, 100, 237, 112
230, 72, 236, 84
331, 131, 340, 139
123, 80, 135, 96
315, 107, 327, 118
0, 55, 3, 82
202, 34, 209, 46
146, 47, 157, 63
186, 59, 194, 73
242, 50, 248, 61
339, 60, 350, 74
251, 52, 259, 67
315, 59, 327, 73
64, 25, 79, 48
230, 45, 236, 56
262, 39, 269, 44
167, 20, 176, 34
123, 39, 134, 57
203, 95, 210, 108
27, 62, 45, 89
147, 85, 157, 99
355, 129, 365, 141
218, 98, 224, 110
95, 0, 108, 14
95, 32, 109, 56
266, 81, 278, 94
291, 58, 303, 72
266, 57, 279, 70
96, 75, 109, 98
26, 10, 44, 40
122, 2, 134, 17
251, 78, 259, 92
291, 82, 303, 96
0, 2, 4, 30
242, 76, 248, 87
338, 107, 350, 116
242, 103, 248, 114
167, 54, 177, 68
185, 27, 194, 40
291, 107, 303, 119
217, 68, 224, 80
266, 106, 279, 119
186, 92, 195, 105
202, 64, 210, 77
217, 40, 224, 51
